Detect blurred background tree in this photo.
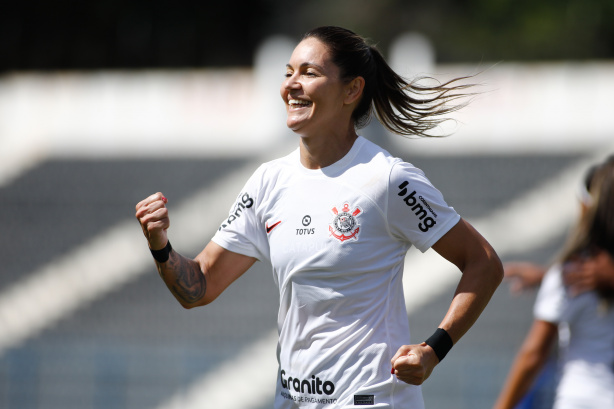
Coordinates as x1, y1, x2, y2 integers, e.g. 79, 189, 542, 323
1, 0, 613, 71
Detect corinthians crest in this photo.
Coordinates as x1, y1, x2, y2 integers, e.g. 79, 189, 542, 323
329, 203, 362, 242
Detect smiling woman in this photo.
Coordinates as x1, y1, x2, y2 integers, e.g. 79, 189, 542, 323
136, 25, 503, 409
281, 26, 477, 170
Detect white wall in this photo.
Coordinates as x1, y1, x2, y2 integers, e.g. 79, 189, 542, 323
397, 61, 614, 156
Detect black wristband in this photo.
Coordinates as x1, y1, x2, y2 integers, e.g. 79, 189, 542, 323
425, 328, 453, 362
150, 240, 172, 263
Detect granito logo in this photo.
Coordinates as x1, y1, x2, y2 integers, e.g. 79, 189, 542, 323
218, 192, 254, 230
280, 369, 335, 396
397, 181, 437, 232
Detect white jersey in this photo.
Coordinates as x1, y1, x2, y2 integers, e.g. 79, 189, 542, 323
534, 264, 614, 409
212, 136, 460, 408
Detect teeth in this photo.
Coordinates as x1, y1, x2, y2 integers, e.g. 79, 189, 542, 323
289, 99, 311, 106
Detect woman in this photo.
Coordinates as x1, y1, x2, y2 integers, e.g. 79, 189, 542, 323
504, 162, 614, 297
493, 156, 614, 409
136, 26, 503, 408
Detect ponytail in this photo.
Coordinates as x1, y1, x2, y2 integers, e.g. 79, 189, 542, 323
304, 26, 477, 138
369, 46, 475, 137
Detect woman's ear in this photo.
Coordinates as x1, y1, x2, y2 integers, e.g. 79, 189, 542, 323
344, 76, 365, 105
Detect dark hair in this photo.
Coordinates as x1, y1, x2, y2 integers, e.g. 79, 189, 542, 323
302, 26, 476, 137
561, 155, 614, 262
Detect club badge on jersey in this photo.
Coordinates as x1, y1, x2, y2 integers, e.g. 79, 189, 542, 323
329, 202, 362, 242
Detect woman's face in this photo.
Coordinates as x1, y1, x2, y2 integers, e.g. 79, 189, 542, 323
281, 37, 351, 136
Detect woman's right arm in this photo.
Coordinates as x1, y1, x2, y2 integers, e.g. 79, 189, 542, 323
492, 319, 557, 409
503, 262, 547, 294
135, 192, 257, 309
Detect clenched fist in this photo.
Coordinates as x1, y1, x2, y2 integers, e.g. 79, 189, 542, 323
135, 192, 170, 250
391, 342, 439, 385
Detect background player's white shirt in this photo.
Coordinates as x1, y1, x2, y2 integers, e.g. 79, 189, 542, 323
213, 136, 460, 408
534, 264, 614, 409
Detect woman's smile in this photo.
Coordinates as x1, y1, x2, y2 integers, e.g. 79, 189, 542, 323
288, 99, 312, 109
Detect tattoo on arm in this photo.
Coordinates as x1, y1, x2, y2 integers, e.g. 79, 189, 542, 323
157, 251, 207, 305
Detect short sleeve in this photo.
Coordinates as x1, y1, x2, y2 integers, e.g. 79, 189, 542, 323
533, 264, 565, 323
387, 161, 460, 252
211, 166, 270, 262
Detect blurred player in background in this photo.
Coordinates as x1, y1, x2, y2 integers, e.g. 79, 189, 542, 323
504, 159, 614, 296
493, 155, 614, 409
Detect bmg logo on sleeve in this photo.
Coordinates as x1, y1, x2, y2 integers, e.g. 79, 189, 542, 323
218, 192, 254, 231
397, 181, 437, 232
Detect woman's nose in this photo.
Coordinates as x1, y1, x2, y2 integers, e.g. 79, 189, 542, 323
284, 73, 300, 90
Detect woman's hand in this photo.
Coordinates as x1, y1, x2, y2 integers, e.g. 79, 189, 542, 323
391, 342, 439, 385
563, 250, 614, 297
503, 262, 546, 294
135, 192, 170, 250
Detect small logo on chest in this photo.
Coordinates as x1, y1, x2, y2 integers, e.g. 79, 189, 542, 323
329, 202, 362, 242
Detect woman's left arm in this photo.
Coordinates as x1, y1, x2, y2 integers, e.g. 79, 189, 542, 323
392, 218, 503, 385
432, 217, 504, 344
